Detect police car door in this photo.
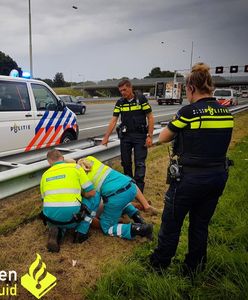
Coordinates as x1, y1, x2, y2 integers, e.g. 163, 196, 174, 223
27, 83, 65, 151
0, 79, 35, 156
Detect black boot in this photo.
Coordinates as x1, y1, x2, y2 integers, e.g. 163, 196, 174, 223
47, 226, 60, 253
132, 211, 146, 224
73, 232, 89, 243
131, 223, 153, 240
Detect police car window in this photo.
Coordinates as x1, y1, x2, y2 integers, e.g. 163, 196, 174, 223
31, 84, 58, 111
0, 81, 31, 111
214, 90, 231, 97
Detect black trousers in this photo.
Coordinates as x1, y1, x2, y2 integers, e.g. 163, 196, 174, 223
120, 133, 147, 192
151, 169, 228, 270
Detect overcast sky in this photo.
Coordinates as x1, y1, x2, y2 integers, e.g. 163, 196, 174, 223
1, 0, 247, 82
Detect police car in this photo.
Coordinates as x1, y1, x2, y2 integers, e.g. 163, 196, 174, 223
213, 88, 238, 107
0, 75, 78, 157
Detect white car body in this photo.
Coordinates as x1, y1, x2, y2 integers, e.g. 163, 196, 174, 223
0, 75, 78, 157
213, 88, 238, 106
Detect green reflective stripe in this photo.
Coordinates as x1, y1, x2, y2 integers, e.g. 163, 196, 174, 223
114, 108, 120, 113
120, 107, 130, 111
96, 168, 111, 192
43, 201, 81, 207
130, 105, 142, 111
122, 104, 130, 106
172, 119, 188, 128
200, 115, 233, 120
81, 181, 92, 189
190, 120, 234, 129
43, 188, 81, 197
181, 116, 200, 122
142, 105, 151, 110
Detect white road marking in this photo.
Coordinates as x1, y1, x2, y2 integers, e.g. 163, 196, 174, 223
79, 112, 174, 132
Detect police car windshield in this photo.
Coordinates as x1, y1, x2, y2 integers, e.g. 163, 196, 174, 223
214, 90, 231, 97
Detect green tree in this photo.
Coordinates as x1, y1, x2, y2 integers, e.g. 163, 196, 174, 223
43, 78, 54, 87
145, 67, 183, 78
0, 51, 22, 76
53, 72, 66, 87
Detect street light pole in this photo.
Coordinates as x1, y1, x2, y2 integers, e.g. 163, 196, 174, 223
190, 41, 194, 70
28, 0, 33, 78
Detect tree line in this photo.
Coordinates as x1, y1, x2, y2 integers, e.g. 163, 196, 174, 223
0, 51, 181, 88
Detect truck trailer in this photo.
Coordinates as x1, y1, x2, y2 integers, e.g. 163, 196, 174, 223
155, 81, 183, 105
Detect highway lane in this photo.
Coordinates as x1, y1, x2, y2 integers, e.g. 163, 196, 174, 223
77, 98, 248, 139
77, 100, 184, 139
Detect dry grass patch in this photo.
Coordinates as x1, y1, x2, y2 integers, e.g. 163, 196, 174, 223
0, 111, 247, 299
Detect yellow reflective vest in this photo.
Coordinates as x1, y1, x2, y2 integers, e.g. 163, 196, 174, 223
40, 162, 93, 208
83, 156, 111, 192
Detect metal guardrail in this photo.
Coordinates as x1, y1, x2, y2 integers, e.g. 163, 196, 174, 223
0, 104, 247, 200
0, 129, 162, 199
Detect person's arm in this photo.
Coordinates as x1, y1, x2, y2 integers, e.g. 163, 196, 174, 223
159, 127, 176, 143
102, 116, 118, 146
145, 112, 154, 147
78, 167, 96, 198
84, 189, 96, 198
40, 177, 44, 200
135, 187, 158, 215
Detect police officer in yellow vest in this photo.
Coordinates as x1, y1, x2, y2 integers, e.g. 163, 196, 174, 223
78, 156, 154, 240
40, 149, 100, 252
102, 79, 154, 192
150, 63, 234, 274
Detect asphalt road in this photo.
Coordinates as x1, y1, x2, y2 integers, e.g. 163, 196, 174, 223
76, 98, 248, 139
77, 100, 185, 139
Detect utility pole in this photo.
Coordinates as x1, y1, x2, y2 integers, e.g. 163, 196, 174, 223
190, 41, 194, 70
28, 0, 33, 78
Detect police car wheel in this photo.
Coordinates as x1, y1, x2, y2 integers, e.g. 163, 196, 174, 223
61, 132, 75, 143
80, 107, 86, 115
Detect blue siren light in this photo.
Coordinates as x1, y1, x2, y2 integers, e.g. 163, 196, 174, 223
22, 71, 31, 79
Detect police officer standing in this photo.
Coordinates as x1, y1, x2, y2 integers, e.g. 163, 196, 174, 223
102, 79, 154, 192
149, 63, 234, 274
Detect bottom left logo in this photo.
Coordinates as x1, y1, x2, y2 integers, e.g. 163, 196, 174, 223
21, 253, 57, 299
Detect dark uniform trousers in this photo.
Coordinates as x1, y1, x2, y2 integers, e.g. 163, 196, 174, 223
151, 168, 228, 270
120, 133, 147, 192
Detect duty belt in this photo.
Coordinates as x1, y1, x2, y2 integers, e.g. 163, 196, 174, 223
182, 165, 225, 173
102, 182, 132, 203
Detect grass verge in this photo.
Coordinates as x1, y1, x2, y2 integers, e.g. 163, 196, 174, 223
86, 115, 248, 300
0, 112, 247, 300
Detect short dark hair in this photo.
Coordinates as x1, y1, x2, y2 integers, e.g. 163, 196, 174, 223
47, 149, 63, 162
118, 79, 132, 88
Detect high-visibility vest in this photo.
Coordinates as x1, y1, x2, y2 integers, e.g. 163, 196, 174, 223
84, 156, 111, 192
40, 162, 92, 208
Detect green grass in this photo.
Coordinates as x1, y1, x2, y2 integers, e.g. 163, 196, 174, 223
86, 136, 248, 300
53, 87, 85, 96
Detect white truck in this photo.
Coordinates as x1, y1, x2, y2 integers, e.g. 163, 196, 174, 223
0, 75, 78, 157
155, 81, 183, 105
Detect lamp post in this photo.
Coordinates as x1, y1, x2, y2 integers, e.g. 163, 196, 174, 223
78, 74, 85, 96
28, 0, 33, 78
190, 41, 194, 70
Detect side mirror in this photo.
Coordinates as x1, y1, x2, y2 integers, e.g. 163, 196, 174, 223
58, 99, 66, 111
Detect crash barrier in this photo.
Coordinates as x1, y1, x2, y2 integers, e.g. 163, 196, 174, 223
0, 104, 247, 200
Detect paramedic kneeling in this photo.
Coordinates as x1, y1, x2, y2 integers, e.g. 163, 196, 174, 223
40, 149, 98, 253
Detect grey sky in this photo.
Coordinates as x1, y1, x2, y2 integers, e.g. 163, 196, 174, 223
0, 0, 247, 81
